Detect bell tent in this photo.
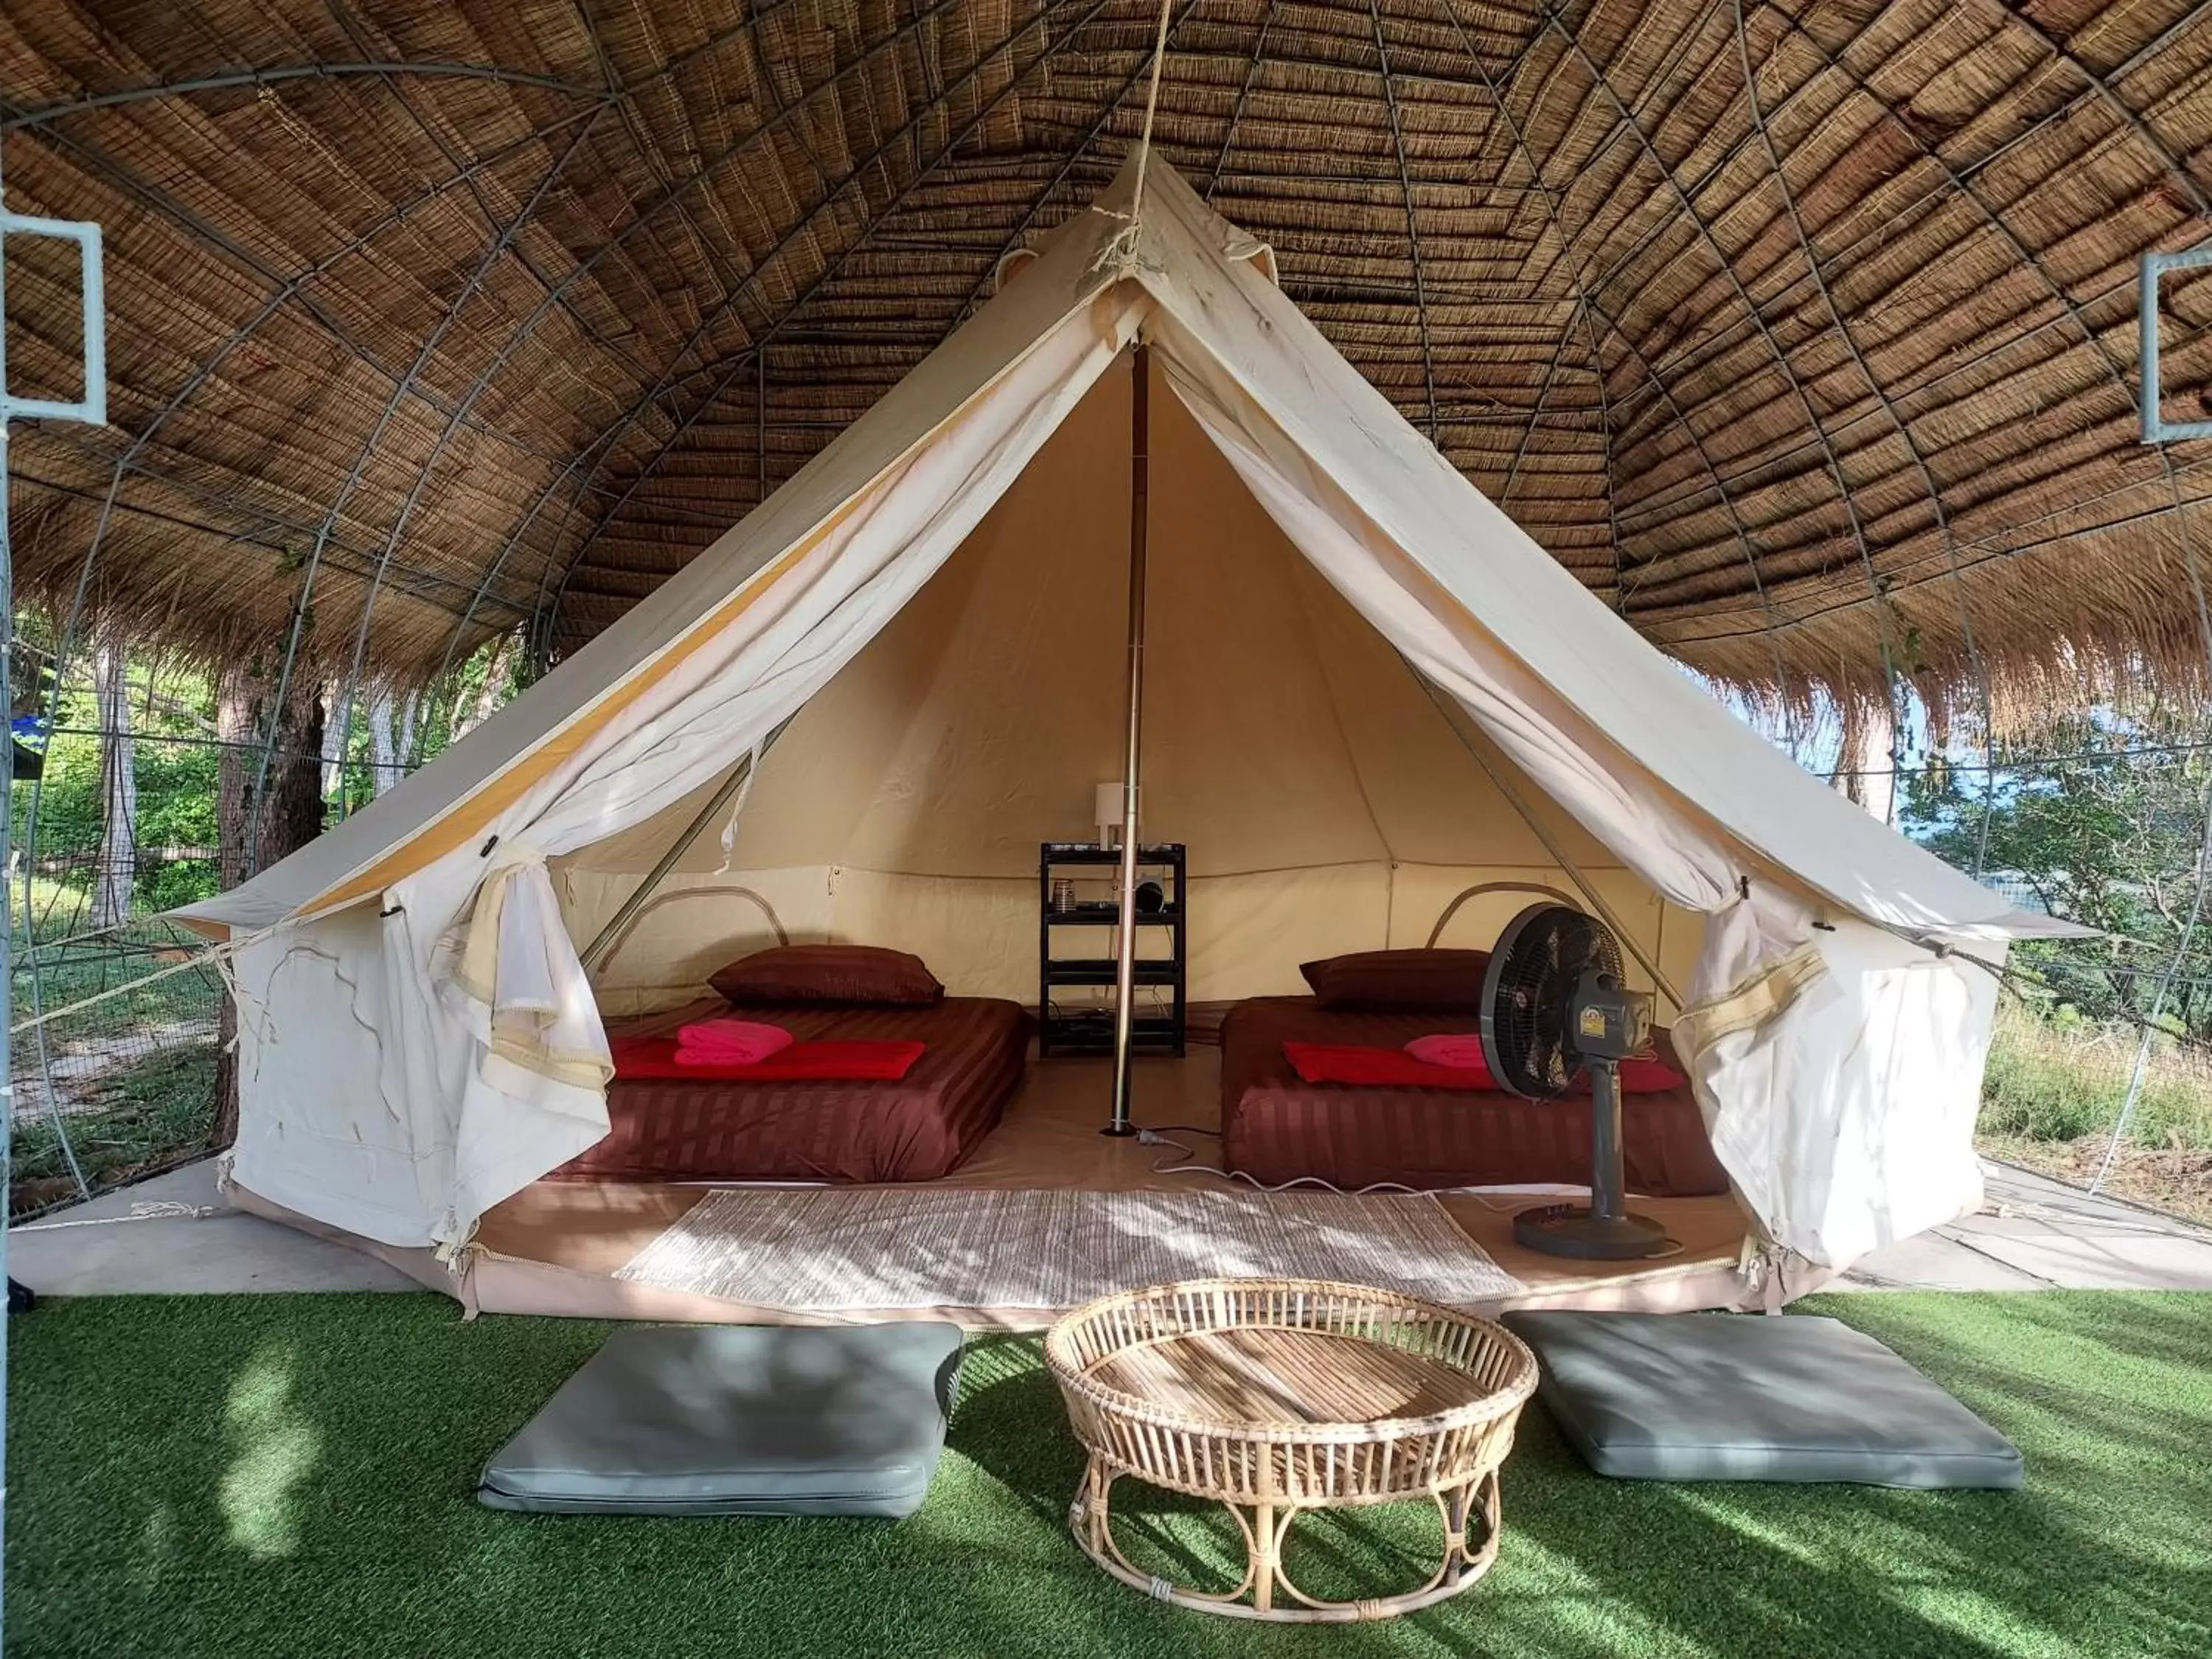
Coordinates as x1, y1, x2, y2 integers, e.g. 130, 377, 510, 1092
175, 149, 2073, 1290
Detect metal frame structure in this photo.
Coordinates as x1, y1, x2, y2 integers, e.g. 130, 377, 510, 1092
1, 194, 108, 1649
4, 0, 2212, 1276
2141, 246, 2212, 445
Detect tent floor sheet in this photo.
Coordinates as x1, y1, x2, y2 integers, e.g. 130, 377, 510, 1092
447, 1043, 1756, 1326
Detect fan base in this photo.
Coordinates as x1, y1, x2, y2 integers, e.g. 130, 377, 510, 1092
1512, 1204, 1674, 1261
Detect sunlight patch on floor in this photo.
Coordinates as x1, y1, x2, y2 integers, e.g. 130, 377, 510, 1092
218, 1345, 321, 1558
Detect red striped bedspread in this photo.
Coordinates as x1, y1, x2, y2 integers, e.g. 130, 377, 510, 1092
549, 997, 1031, 1185
1219, 997, 1729, 1196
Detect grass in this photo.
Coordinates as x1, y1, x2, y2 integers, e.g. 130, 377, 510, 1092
8, 896, 225, 1214
1977, 1002, 2212, 1225
7, 1291, 2210, 1659
1980, 1002, 2212, 1150
8, 1044, 219, 1216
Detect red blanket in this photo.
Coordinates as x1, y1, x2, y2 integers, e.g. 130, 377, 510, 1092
610, 1036, 926, 1082
1284, 1042, 1494, 1090
1281, 1042, 1685, 1094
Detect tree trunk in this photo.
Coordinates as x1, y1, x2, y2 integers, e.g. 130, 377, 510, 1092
398, 690, 419, 778
211, 656, 327, 1149
89, 629, 137, 930
319, 678, 347, 800
369, 691, 397, 797
365, 688, 423, 797
451, 633, 513, 744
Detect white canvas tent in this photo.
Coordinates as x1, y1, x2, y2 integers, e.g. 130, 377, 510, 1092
177, 149, 2077, 1278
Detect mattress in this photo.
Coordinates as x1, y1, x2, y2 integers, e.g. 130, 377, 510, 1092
550, 997, 1032, 1185
478, 1322, 965, 1517
1219, 996, 1729, 1196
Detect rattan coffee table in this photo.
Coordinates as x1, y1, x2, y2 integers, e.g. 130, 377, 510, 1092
1045, 1278, 1539, 1622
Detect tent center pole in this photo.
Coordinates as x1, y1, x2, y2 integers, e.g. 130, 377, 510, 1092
1106, 341, 1151, 1136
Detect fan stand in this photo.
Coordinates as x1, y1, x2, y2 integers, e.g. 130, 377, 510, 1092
1513, 1060, 1674, 1261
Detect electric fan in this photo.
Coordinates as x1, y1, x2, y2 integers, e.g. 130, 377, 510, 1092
1479, 903, 1676, 1260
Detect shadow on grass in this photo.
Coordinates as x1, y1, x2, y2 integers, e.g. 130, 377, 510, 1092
1503, 1293, 2212, 1659
7, 1293, 2210, 1659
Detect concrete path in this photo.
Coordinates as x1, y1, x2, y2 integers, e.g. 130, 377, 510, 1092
9, 1155, 2212, 1298
1839, 1161, 2212, 1292
7, 1159, 415, 1295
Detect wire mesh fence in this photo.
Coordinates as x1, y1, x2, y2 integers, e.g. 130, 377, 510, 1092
1787, 689, 2212, 1224
7, 888, 224, 1217
10, 645, 2209, 1228
5, 624, 520, 1218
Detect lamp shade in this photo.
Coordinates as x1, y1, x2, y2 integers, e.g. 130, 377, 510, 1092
1095, 781, 1124, 846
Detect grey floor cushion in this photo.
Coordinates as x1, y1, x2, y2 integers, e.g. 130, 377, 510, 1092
1501, 1310, 2023, 1489
479, 1321, 964, 1517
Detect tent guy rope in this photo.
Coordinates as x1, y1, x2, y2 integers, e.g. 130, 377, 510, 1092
1090, 0, 1177, 276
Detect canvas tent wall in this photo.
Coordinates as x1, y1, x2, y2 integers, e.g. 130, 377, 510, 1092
175, 150, 2077, 1274
559, 369, 1711, 1020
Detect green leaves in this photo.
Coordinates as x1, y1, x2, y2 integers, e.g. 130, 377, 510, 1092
1903, 714, 2212, 1036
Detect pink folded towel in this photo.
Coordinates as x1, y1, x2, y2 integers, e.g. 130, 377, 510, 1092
673, 1018, 794, 1068
1405, 1033, 1488, 1071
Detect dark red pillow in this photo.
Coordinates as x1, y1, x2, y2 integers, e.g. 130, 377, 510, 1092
709, 945, 945, 1006
1298, 948, 1492, 1011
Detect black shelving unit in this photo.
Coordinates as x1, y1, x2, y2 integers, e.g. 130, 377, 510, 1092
1039, 841, 1186, 1058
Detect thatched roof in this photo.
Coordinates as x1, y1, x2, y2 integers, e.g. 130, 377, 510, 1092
4, 0, 2211, 723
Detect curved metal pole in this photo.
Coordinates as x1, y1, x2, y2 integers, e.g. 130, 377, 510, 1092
1430, 0, 1803, 736
16, 436, 526, 619
1731, 1, 1998, 864
3, 114, 568, 467
319, 116, 605, 823
1525, 1, 1909, 799
539, 0, 1121, 630
1427, 0, 1639, 610
1, 198, 102, 1224
0, 0, 955, 498
1410, 669, 1685, 1014
0, 62, 607, 130
346, 66, 663, 389
1426, 881, 1585, 947
17, 0, 862, 524
1107, 344, 1151, 1136
1603, 0, 2201, 527
1204, 0, 1277, 202
401, 0, 1034, 664
21, 108, 608, 708
2090, 775, 2212, 1193
945, 0, 1211, 329
1661, 0, 2205, 803
1365, 0, 1439, 442
1972, 0, 2208, 215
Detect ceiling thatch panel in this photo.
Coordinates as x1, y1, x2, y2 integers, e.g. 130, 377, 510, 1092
2, 0, 2211, 726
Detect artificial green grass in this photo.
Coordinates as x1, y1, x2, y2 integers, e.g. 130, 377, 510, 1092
7, 1292, 2209, 1658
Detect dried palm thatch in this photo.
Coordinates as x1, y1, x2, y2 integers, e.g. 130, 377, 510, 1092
4, 0, 2212, 732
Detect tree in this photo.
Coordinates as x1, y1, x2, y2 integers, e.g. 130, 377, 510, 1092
1902, 714, 2212, 1034
89, 627, 136, 929
318, 677, 346, 800
366, 686, 418, 798
448, 631, 515, 745
210, 652, 326, 1147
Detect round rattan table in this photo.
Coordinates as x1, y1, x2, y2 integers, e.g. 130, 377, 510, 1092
1044, 1278, 1539, 1622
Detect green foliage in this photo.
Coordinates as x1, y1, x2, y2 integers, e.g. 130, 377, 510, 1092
1904, 714, 2212, 1037
10, 1043, 218, 1214
7, 619, 527, 920
1980, 1001, 2212, 1150
10, 641, 225, 910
